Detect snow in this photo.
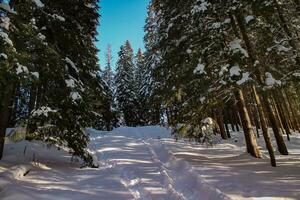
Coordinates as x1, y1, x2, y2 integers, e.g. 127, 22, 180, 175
229, 65, 241, 77
0, 17, 10, 30
0, 32, 13, 46
70, 92, 82, 101
65, 78, 76, 88
16, 63, 29, 75
201, 117, 214, 125
0, 3, 17, 14
265, 72, 281, 87
277, 45, 291, 53
229, 39, 249, 58
236, 72, 251, 85
32, 0, 44, 8
245, 15, 254, 24
37, 33, 46, 41
89, 71, 98, 78
193, 63, 205, 75
0, 53, 8, 60
1, 126, 300, 200
191, 0, 209, 14
65, 57, 79, 73
293, 72, 300, 77
31, 72, 39, 79
200, 97, 206, 103
162, 130, 300, 200
85, 3, 95, 8
212, 22, 221, 29
31, 106, 57, 117
223, 18, 231, 24
52, 14, 65, 22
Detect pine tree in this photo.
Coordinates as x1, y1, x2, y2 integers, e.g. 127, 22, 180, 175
99, 44, 116, 131
0, 0, 109, 167
102, 44, 114, 89
115, 40, 137, 126
143, 1, 163, 124
133, 48, 148, 124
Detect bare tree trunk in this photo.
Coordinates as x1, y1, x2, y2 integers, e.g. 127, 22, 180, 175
273, 91, 291, 141
252, 86, 277, 166
234, 89, 261, 158
216, 107, 228, 140
278, 90, 295, 131
234, 12, 289, 155
263, 96, 289, 155
283, 91, 300, 132
223, 109, 231, 138
271, 97, 285, 134
228, 107, 235, 131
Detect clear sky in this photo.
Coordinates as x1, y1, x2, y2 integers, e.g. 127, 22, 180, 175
96, 0, 150, 70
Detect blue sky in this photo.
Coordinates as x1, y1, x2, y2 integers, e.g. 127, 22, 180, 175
96, 0, 150, 70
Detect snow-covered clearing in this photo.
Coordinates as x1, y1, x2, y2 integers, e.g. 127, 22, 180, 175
1, 126, 299, 200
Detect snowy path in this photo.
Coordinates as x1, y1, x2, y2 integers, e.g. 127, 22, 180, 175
92, 134, 182, 200
1, 126, 300, 200
1, 126, 226, 200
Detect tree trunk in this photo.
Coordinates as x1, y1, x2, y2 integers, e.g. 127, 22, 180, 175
0, 83, 16, 160
271, 97, 285, 134
216, 107, 228, 140
273, 91, 291, 141
263, 96, 289, 155
223, 109, 231, 138
284, 91, 300, 132
234, 89, 261, 158
252, 86, 277, 166
229, 108, 235, 131
234, 12, 289, 156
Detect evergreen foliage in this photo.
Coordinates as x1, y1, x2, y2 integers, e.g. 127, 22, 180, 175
0, 0, 110, 167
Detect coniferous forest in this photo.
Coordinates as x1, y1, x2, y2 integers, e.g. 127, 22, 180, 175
0, 0, 300, 199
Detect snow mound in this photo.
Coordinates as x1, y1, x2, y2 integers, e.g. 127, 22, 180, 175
2, 164, 31, 180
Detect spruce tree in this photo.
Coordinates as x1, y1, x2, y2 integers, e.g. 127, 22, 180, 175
143, 1, 163, 124
102, 44, 114, 89
115, 40, 138, 126
0, 0, 109, 167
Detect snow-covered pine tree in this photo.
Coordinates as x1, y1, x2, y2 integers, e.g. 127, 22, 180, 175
0, 0, 19, 159
0, 0, 109, 167
143, 1, 163, 124
98, 44, 116, 131
149, 0, 263, 158
133, 48, 148, 125
0, 0, 42, 159
115, 40, 138, 126
102, 44, 114, 89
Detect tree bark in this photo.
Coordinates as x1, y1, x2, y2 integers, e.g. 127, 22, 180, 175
235, 12, 289, 155
216, 107, 228, 140
252, 86, 277, 166
234, 89, 261, 158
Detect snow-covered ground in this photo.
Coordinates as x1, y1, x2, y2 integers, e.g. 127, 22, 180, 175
0, 126, 299, 200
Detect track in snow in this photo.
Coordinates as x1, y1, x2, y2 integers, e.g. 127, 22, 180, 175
1, 126, 229, 200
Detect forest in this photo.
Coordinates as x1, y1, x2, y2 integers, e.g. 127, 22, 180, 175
0, 0, 300, 199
